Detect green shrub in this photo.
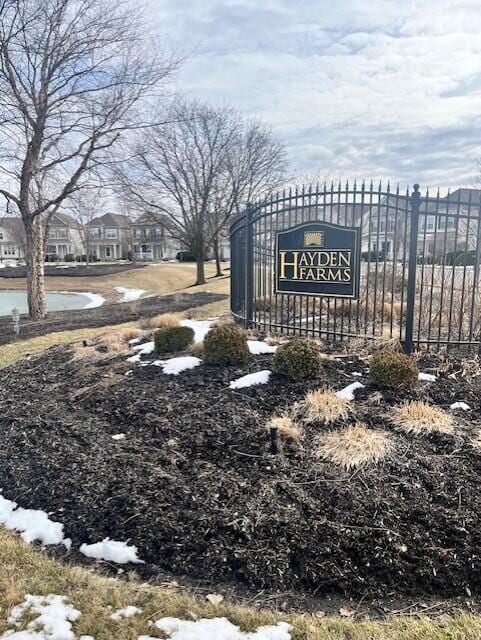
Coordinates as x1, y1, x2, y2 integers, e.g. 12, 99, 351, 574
154, 326, 194, 354
370, 350, 418, 389
203, 324, 249, 365
272, 339, 321, 380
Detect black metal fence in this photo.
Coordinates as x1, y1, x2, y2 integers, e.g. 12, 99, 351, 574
230, 182, 481, 353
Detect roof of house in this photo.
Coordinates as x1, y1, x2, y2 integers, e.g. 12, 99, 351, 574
52, 212, 83, 229
87, 213, 131, 228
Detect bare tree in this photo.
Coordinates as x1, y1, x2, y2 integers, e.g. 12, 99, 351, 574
65, 186, 106, 267
118, 100, 240, 284
0, 0, 179, 318
119, 101, 287, 283
209, 119, 287, 276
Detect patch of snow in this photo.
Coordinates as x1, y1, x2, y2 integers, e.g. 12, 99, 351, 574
247, 340, 277, 355
352, 372, 363, 377
450, 401, 470, 411
154, 617, 292, 640
418, 372, 437, 382
336, 381, 365, 401
229, 370, 271, 389
111, 433, 126, 441
110, 606, 142, 621
151, 356, 201, 376
127, 354, 141, 364
4, 594, 81, 640
128, 337, 141, 346
79, 538, 144, 564
82, 293, 105, 310
114, 287, 145, 303
180, 319, 214, 343
132, 341, 155, 355
0, 494, 70, 548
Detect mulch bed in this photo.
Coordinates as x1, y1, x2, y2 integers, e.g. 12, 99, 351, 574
2, 341, 481, 612
0, 263, 147, 278
0, 292, 227, 345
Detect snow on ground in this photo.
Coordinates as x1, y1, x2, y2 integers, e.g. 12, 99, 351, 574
111, 433, 126, 441
82, 293, 105, 310
114, 287, 145, 303
418, 372, 437, 382
247, 340, 277, 355
451, 401, 470, 410
229, 370, 271, 389
149, 356, 202, 375
180, 319, 214, 343
0, 494, 70, 548
352, 372, 363, 377
79, 538, 144, 564
110, 606, 142, 621
336, 381, 365, 401
132, 341, 155, 355
127, 353, 141, 364
4, 594, 81, 640
151, 617, 292, 640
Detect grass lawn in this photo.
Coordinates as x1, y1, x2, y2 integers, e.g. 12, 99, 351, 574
0, 262, 230, 302
1, 528, 480, 639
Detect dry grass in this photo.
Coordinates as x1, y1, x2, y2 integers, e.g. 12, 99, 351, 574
2, 529, 480, 639
316, 423, 392, 470
390, 401, 454, 436
298, 389, 350, 425
267, 415, 302, 442
189, 341, 204, 355
138, 312, 180, 330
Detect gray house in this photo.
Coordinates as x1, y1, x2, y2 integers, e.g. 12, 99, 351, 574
131, 214, 183, 261
87, 213, 132, 260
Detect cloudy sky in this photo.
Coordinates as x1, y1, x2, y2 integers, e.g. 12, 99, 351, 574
149, 0, 481, 189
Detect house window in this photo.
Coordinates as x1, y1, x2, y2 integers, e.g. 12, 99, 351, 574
3, 244, 16, 255
90, 227, 101, 238
155, 227, 163, 237
105, 228, 118, 239
0, 231, 3, 240
49, 228, 67, 239
134, 228, 142, 238
144, 228, 151, 237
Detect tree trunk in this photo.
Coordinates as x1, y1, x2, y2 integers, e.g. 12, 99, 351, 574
196, 254, 205, 285
25, 216, 47, 319
213, 234, 223, 277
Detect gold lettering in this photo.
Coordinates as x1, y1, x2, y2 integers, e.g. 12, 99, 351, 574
279, 251, 299, 279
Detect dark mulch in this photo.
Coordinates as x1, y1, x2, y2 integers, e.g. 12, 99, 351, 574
0, 292, 227, 345
1, 341, 481, 610
0, 263, 147, 278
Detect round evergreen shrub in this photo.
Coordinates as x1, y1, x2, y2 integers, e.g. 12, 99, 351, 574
154, 326, 194, 354
203, 324, 249, 365
370, 350, 418, 389
272, 339, 321, 380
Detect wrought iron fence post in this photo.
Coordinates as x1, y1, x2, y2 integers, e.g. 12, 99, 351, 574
404, 184, 421, 354
244, 203, 254, 328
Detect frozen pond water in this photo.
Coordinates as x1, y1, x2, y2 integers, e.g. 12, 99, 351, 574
0, 291, 100, 316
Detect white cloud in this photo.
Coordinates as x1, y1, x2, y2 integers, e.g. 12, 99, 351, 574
149, 0, 481, 187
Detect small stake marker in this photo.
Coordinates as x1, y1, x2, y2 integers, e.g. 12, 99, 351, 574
270, 426, 278, 455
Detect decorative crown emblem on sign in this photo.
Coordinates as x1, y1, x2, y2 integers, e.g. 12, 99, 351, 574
304, 231, 324, 247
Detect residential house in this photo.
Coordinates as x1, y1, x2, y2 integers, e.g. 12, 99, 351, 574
0, 217, 24, 261
361, 188, 481, 261
87, 213, 131, 260
45, 212, 84, 260
131, 214, 182, 261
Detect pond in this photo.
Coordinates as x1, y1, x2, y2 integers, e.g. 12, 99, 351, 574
0, 291, 101, 317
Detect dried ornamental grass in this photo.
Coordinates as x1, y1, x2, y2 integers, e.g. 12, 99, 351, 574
390, 401, 454, 436
299, 389, 350, 425
316, 423, 392, 470
266, 415, 301, 442
138, 313, 180, 330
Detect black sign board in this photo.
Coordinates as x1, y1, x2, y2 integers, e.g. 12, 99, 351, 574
275, 222, 360, 299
